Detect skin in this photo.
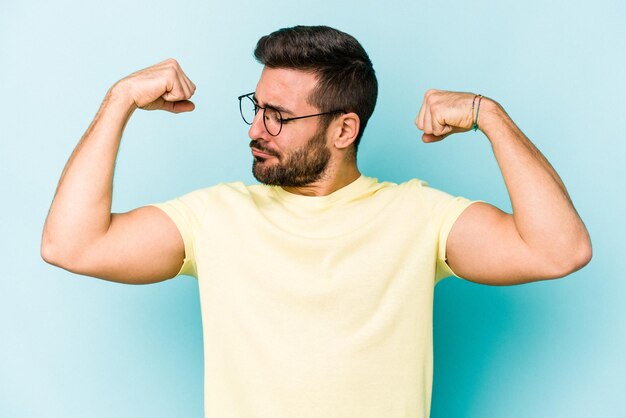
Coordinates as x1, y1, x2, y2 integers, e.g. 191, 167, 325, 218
41, 59, 592, 285
248, 69, 333, 188
249, 67, 362, 196
416, 90, 592, 284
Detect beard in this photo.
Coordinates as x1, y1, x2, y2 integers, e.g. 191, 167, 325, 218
250, 126, 331, 187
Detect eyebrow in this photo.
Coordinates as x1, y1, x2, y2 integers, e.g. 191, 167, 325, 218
253, 94, 295, 116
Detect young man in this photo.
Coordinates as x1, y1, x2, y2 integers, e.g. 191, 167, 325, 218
41, 25, 591, 418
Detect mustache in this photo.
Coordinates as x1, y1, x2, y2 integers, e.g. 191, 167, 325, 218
250, 140, 280, 157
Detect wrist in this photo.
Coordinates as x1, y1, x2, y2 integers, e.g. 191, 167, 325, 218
108, 81, 138, 112
96, 83, 138, 127
475, 97, 509, 137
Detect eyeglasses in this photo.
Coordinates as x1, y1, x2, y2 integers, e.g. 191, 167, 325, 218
238, 92, 344, 136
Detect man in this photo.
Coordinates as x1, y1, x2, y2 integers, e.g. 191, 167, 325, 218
41, 25, 591, 418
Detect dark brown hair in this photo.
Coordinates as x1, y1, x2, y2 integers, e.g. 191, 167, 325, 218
254, 25, 377, 153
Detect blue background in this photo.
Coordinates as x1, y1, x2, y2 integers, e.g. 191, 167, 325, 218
1, 0, 624, 416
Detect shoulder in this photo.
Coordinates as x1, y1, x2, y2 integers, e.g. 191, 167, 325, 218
191, 182, 279, 209
372, 177, 476, 220
394, 178, 461, 203
374, 177, 437, 200
358, 176, 428, 193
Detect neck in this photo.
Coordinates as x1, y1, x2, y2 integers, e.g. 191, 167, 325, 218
282, 162, 361, 197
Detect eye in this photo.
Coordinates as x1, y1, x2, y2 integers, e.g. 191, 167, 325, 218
266, 108, 281, 123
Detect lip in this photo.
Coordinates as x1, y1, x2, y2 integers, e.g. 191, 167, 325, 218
251, 148, 276, 159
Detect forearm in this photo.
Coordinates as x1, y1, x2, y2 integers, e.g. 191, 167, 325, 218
42, 86, 136, 263
478, 99, 592, 267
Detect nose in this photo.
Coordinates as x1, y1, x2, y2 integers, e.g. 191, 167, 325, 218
248, 110, 267, 139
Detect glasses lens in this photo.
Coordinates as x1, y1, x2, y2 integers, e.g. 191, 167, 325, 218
240, 95, 257, 125
263, 107, 282, 136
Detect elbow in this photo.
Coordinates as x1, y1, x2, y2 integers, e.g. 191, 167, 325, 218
572, 236, 593, 272
41, 228, 104, 275
41, 238, 64, 268
40, 235, 77, 270
40, 234, 55, 265
550, 234, 593, 279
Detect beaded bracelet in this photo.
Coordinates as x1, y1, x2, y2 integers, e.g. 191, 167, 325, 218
471, 94, 483, 131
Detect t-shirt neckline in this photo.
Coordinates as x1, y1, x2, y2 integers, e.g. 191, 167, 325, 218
271, 175, 376, 208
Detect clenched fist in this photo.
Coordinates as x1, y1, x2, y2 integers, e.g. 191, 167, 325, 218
416, 89, 492, 143
111, 58, 197, 114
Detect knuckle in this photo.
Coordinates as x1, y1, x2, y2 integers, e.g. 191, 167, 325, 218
166, 67, 178, 79
166, 91, 182, 101
165, 58, 180, 71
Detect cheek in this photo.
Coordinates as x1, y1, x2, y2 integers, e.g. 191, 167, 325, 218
273, 134, 298, 154
285, 123, 319, 146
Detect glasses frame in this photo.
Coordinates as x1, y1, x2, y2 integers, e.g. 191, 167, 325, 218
238, 92, 344, 136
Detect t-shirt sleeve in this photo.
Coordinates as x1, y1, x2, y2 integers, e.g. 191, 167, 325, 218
147, 188, 209, 279
418, 182, 482, 284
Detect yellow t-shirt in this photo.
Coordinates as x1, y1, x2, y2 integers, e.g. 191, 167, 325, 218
149, 175, 476, 418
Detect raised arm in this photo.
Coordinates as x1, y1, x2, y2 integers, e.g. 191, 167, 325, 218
416, 89, 592, 285
41, 59, 196, 284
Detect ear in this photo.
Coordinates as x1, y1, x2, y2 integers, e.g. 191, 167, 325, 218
331, 112, 360, 150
